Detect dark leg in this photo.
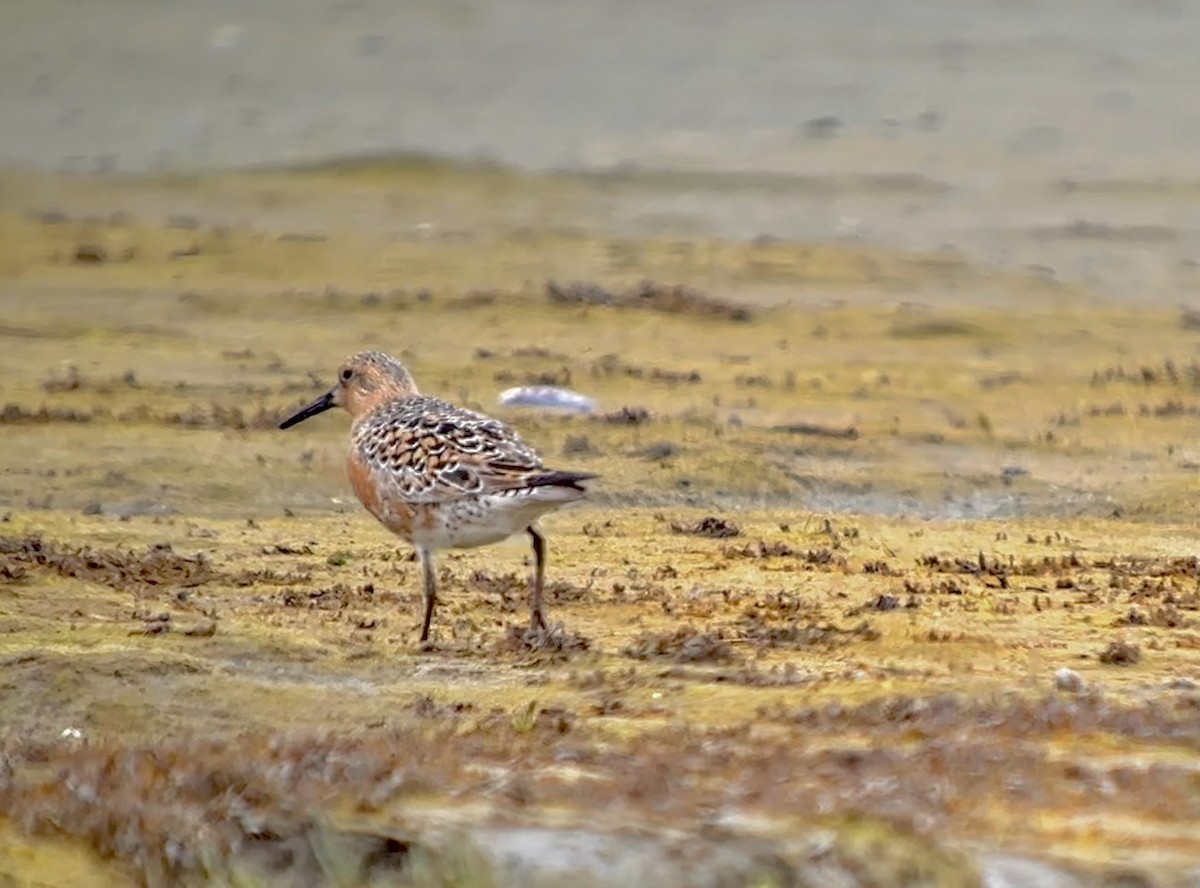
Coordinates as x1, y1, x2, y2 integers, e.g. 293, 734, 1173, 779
417, 546, 437, 642
527, 526, 547, 630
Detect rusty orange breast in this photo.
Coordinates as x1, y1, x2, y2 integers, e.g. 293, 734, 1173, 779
346, 451, 418, 540
346, 451, 380, 514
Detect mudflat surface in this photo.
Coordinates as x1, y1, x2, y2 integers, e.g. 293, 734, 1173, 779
0, 166, 1198, 886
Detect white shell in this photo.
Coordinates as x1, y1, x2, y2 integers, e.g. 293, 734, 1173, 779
498, 386, 598, 414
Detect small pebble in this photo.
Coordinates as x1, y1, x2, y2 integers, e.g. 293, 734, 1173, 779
1054, 667, 1085, 693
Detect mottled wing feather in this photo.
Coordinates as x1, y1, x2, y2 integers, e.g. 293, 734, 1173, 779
351, 396, 546, 503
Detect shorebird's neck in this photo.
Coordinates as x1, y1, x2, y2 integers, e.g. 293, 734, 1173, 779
349, 389, 421, 427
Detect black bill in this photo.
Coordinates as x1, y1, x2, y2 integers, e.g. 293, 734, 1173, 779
279, 389, 336, 429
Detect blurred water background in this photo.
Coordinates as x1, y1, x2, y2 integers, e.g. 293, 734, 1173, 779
3, 0, 1200, 303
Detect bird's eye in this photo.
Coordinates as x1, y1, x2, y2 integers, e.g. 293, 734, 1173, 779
340, 368, 354, 382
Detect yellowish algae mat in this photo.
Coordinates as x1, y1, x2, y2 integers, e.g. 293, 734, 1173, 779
1, 164, 1199, 886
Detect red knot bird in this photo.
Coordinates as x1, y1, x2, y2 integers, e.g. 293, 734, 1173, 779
279, 351, 595, 642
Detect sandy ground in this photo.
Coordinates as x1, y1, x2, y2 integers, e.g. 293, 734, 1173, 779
0, 166, 1198, 886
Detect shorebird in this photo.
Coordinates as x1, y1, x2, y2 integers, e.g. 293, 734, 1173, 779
279, 351, 595, 642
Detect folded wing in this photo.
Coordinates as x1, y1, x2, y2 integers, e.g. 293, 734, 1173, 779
352, 396, 584, 504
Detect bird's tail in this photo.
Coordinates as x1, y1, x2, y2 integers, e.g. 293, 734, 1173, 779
527, 470, 597, 492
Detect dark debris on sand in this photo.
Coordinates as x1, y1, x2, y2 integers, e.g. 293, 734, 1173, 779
2, 692, 1200, 886
622, 626, 738, 664
279, 582, 379, 610
547, 279, 752, 322
0, 536, 216, 591
0, 404, 94, 424
736, 615, 880, 651
468, 570, 591, 610
1099, 639, 1142, 666
670, 516, 741, 539
495, 623, 594, 662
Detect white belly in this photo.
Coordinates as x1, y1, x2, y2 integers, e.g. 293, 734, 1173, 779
407, 495, 548, 549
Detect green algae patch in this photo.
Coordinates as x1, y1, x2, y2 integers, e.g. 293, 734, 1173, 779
1, 167, 1200, 885
0, 820, 136, 888
2, 510, 1199, 885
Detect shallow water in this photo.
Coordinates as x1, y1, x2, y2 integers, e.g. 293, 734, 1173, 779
4, 0, 1200, 300
6, 0, 1198, 177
